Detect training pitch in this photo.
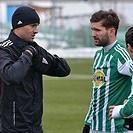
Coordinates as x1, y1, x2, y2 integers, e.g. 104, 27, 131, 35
42, 58, 93, 133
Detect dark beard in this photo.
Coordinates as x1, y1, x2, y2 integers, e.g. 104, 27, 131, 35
96, 34, 109, 47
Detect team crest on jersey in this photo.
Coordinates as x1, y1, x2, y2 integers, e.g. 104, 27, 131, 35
93, 70, 106, 87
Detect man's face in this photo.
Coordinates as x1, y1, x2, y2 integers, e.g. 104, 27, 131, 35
90, 21, 110, 47
16, 23, 39, 42
127, 44, 133, 60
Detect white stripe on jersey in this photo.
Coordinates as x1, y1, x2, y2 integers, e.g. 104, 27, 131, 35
129, 62, 133, 72
100, 54, 109, 69
115, 44, 130, 61
102, 55, 113, 131
94, 52, 103, 69
96, 86, 100, 130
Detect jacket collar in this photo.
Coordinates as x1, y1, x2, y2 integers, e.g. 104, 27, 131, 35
8, 30, 28, 48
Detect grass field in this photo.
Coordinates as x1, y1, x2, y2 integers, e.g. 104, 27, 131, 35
42, 58, 94, 133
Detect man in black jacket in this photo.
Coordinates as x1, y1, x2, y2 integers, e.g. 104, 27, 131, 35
0, 6, 70, 133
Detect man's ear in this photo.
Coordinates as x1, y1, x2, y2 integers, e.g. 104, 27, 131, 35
127, 43, 130, 48
108, 28, 115, 37
128, 44, 133, 52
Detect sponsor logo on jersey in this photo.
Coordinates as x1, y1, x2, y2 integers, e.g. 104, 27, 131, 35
93, 69, 106, 87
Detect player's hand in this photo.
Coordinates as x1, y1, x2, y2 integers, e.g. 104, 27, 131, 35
82, 125, 90, 133
24, 45, 37, 57
124, 99, 128, 104
108, 106, 115, 120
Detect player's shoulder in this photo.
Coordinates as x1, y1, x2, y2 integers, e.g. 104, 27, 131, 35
95, 47, 103, 54
114, 40, 126, 50
114, 41, 130, 62
0, 39, 13, 48
113, 41, 128, 55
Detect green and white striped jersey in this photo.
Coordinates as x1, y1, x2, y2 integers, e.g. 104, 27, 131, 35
85, 40, 133, 132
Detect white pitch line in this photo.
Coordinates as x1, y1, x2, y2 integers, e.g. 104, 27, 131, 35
43, 74, 93, 80
44, 131, 81, 133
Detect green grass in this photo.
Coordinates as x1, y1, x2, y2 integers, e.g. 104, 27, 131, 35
42, 58, 93, 133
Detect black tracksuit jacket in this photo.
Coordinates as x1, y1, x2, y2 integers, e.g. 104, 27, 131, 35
0, 31, 70, 133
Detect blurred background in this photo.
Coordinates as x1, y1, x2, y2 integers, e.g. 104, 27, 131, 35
0, 0, 132, 58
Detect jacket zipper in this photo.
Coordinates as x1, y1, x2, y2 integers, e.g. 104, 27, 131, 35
13, 101, 16, 125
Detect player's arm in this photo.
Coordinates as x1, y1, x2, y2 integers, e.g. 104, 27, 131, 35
109, 96, 133, 119
0, 47, 33, 84
109, 105, 124, 119
32, 44, 70, 77
119, 96, 133, 118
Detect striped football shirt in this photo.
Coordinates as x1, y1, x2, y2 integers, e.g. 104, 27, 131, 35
85, 40, 132, 132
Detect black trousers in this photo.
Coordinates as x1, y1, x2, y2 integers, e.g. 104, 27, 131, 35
123, 118, 133, 130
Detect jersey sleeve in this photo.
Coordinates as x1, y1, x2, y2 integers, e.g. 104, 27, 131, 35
115, 45, 132, 76
119, 96, 133, 118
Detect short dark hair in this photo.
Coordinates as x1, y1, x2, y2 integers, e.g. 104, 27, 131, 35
125, 26, 133, 47
90, 9, 120, 35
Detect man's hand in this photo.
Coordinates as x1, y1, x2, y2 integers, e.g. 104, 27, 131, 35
82, 125, 90, 133
24, 45, 37, 57
108, 100, 127, 120
109, 106, 115, 120
124, 99, 128, 104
